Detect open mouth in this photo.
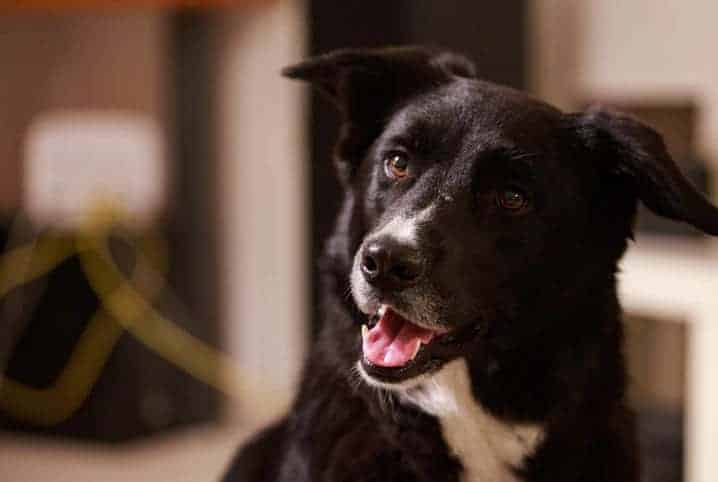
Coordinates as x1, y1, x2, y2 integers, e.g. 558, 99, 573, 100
361, 306, 444, 370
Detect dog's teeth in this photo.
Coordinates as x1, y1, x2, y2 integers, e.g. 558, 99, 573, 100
410, 342, 421, 360
361, 324, 368, 339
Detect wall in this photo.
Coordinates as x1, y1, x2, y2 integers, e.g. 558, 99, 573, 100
0, 13, 168, 212
216, 0, 307, 420
0, 5, 307, 423
530, 1, 718, 168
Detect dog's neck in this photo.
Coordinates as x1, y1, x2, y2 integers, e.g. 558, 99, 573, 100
401, 358, 543, 482
466, 286, 627, 423
392, 291, 627, 482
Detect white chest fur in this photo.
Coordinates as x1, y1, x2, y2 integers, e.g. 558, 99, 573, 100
400, 359, 543, 482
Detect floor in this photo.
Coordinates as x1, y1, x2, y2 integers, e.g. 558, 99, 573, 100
0, 422, 250, 482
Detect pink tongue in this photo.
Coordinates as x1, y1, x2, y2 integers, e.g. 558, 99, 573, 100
362, 309, 435, 367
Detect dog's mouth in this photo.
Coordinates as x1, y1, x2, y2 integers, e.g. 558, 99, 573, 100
361, 306, 443, 367
359, 305, 452, 385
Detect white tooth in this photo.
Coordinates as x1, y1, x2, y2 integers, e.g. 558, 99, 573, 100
361, 324, 368, 339
410, 342, 421, 360
378, 305, 387, 317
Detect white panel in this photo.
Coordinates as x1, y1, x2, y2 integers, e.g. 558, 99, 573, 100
530, 0, 718, 167
23, 111, 166, 230
216, 0, 307, 420
620, 237, 718, 482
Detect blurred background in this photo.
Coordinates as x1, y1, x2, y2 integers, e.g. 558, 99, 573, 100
0, 1, 717, 481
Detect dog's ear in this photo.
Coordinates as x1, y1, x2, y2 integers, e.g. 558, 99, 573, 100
576, 106, 718, 235
282, 46, 475, 181
282, 46, 475, 113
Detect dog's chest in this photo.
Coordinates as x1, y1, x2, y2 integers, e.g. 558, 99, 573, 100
400, 359, 543, 482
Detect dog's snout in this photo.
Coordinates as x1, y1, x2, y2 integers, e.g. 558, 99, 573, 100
360, 238, 423, 289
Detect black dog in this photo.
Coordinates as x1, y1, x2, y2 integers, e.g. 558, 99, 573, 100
222, 46, 718, 482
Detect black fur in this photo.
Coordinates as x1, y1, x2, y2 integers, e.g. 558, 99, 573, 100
222, 46, 718, 482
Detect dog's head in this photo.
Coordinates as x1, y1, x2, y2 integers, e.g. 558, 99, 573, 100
284, 46, 718, 389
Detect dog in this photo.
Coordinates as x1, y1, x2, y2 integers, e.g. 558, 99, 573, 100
222, 46, 718, 482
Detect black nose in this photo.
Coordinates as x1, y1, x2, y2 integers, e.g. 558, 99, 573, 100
360, 238, 423, 290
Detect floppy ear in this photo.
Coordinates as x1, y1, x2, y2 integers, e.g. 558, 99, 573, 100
576, 107, 718, 235
282, 46, 475, 181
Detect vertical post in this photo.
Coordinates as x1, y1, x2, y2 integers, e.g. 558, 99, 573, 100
169, 11, 222, 423
686, 304, 718, 482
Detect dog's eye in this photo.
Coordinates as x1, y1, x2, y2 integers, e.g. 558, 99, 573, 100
384, 153, 409, 180
497, 188, 529, 212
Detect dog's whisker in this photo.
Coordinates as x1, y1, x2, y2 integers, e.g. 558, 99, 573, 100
348, 364, 365, 393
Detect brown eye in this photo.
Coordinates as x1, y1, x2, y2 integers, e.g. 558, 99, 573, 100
385, 153, 409, 179
497, 188, 528, 211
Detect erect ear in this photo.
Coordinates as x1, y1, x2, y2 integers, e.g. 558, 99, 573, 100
282, 46, 475, 181
282, 46, 475, 114
576, 106, 718, 235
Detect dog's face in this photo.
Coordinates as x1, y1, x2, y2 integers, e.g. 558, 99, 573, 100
284, 47, 718, 389
348, 82, 597, 385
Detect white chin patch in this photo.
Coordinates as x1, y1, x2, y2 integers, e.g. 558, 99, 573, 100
355, 360, 428, 391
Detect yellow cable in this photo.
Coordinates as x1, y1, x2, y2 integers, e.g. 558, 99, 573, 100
76, 226, 249, 399
0, 310, 124, 425
0, 224, 165, 424
0, 235, 75, 299
0, 208, 273, 425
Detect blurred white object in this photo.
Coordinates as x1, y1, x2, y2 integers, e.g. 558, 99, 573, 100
23, 111, 167, 230
620, 236, 718, 482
